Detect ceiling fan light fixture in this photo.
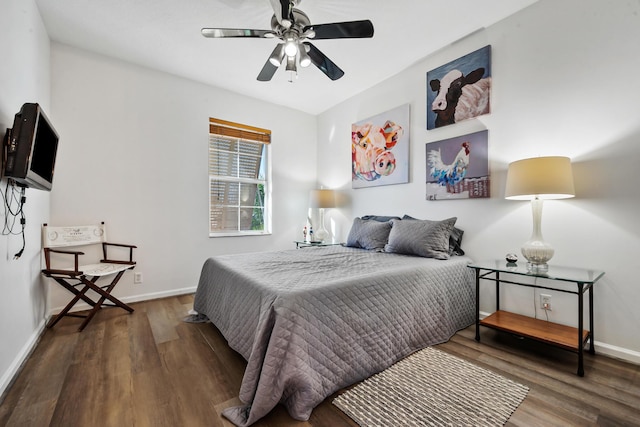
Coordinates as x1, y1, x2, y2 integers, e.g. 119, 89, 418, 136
269, 43, 285, 66
298, 44, 311, 67
286, 54, 297, 82
285, 54, 297, 71
204, 0, 373, 82
284, 38, 298, 57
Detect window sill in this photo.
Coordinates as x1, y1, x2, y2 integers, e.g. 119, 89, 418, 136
209, 231, 272, 238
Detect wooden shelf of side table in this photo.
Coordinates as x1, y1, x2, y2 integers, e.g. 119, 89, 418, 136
480, 310, 590, 352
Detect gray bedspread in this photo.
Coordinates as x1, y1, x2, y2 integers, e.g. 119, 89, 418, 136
193, 245, 475, 426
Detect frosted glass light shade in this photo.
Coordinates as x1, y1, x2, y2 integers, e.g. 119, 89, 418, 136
284, 39, 298, 57
505, 156, 575, 271
298, 45, 311, 67
269, 43, 285, 66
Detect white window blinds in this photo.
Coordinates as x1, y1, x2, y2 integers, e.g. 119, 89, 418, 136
208, 118, 271, 236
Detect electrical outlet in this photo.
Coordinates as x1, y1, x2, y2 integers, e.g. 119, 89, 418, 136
134, 272, 143, 284
540, 294, 552, 311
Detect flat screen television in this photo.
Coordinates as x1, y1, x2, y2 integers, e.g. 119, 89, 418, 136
2, 103, 60, 191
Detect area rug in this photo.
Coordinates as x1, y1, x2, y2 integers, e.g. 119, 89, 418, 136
333, 347, 528, 427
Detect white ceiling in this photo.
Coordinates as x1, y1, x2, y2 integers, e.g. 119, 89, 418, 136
35, 0, 537, 115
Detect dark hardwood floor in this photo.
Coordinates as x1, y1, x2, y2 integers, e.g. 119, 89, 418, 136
1, 295, 639, 426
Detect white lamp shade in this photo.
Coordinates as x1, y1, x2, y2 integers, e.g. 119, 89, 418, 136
309, 189, 336, 209
505, 156, 575, 200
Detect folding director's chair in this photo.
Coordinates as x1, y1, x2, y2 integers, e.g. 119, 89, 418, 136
42, 222, 137, 332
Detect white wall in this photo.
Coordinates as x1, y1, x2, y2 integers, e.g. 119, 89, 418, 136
48, 44, 318, 310
0, 0, 51, 397
317, 0, 640, 361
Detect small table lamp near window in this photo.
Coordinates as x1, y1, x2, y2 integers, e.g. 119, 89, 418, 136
505, 156, 575, 272
309, 189, 336, 243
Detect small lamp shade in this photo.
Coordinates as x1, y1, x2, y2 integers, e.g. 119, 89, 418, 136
309, 189, 336, 209
505, 156, 575, 200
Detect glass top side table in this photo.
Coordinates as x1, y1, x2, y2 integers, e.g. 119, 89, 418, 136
468, 260, 605, 377
294, 241, 343, 249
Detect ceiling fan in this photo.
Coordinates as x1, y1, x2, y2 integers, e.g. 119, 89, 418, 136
201, 0, 374, 82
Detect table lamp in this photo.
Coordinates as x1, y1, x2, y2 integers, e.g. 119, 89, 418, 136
309, 189, 336, 242
505, 156, 575, 272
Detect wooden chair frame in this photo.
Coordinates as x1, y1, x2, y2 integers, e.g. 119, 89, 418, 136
41, 222, 137, 332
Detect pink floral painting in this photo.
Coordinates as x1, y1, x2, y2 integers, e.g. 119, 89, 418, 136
352, 104, 410, 188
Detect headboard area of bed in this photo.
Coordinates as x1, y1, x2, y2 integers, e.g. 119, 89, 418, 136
352, 214, 465, 257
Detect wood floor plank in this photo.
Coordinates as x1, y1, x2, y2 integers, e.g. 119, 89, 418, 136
145, 297, 181, 344
128, 301, 163, 374
192, 322, 246, 393
131, 366, 187, 427
1, 329, 78, 426
1, 295, 639, 427
158, 324, 236, 424
48, 355, 102, 426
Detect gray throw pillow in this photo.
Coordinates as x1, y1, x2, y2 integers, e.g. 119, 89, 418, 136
385, 217, 457, 259
346, 218, 392, 250
402, 214, 464, 256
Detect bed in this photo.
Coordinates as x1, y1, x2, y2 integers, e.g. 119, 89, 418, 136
194, 216, 475, 426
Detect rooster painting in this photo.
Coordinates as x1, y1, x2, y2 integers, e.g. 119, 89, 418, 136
428, 141, 471, 186
425, 130, 489, 200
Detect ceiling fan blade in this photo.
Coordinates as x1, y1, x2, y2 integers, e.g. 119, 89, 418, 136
201, 28, 272, 38
257, 47, 281, 81
304, 42, 344, 80
304, 20, 374, 39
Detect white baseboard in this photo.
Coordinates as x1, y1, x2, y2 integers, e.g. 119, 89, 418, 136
478, 311, 640, 365
594, 341, 640, 365
48, 286, 198, 317
0, 318, 46, 400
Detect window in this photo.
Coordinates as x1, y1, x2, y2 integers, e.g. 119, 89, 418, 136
208, 118, 271, 236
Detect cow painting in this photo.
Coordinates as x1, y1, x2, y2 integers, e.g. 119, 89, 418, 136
426, 45, 492, 130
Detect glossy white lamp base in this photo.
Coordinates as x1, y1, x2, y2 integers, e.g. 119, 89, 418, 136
314, 208, 329, 243
521, 197, 554, 273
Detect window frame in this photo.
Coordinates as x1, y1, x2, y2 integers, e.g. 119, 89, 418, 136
208, 118, 272, 237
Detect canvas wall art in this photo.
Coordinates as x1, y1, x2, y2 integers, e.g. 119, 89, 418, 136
426, 130, 489, 200
426, 45, 491, 130
352, 103, 410, 188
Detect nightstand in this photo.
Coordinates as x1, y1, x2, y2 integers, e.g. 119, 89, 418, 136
294, 241, 343, 249
468, 260, 605, 376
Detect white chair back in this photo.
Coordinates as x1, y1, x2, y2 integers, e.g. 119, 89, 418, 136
42, 223, 108, 249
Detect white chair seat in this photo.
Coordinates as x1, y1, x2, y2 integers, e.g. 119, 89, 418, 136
75, 263, 134, 277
